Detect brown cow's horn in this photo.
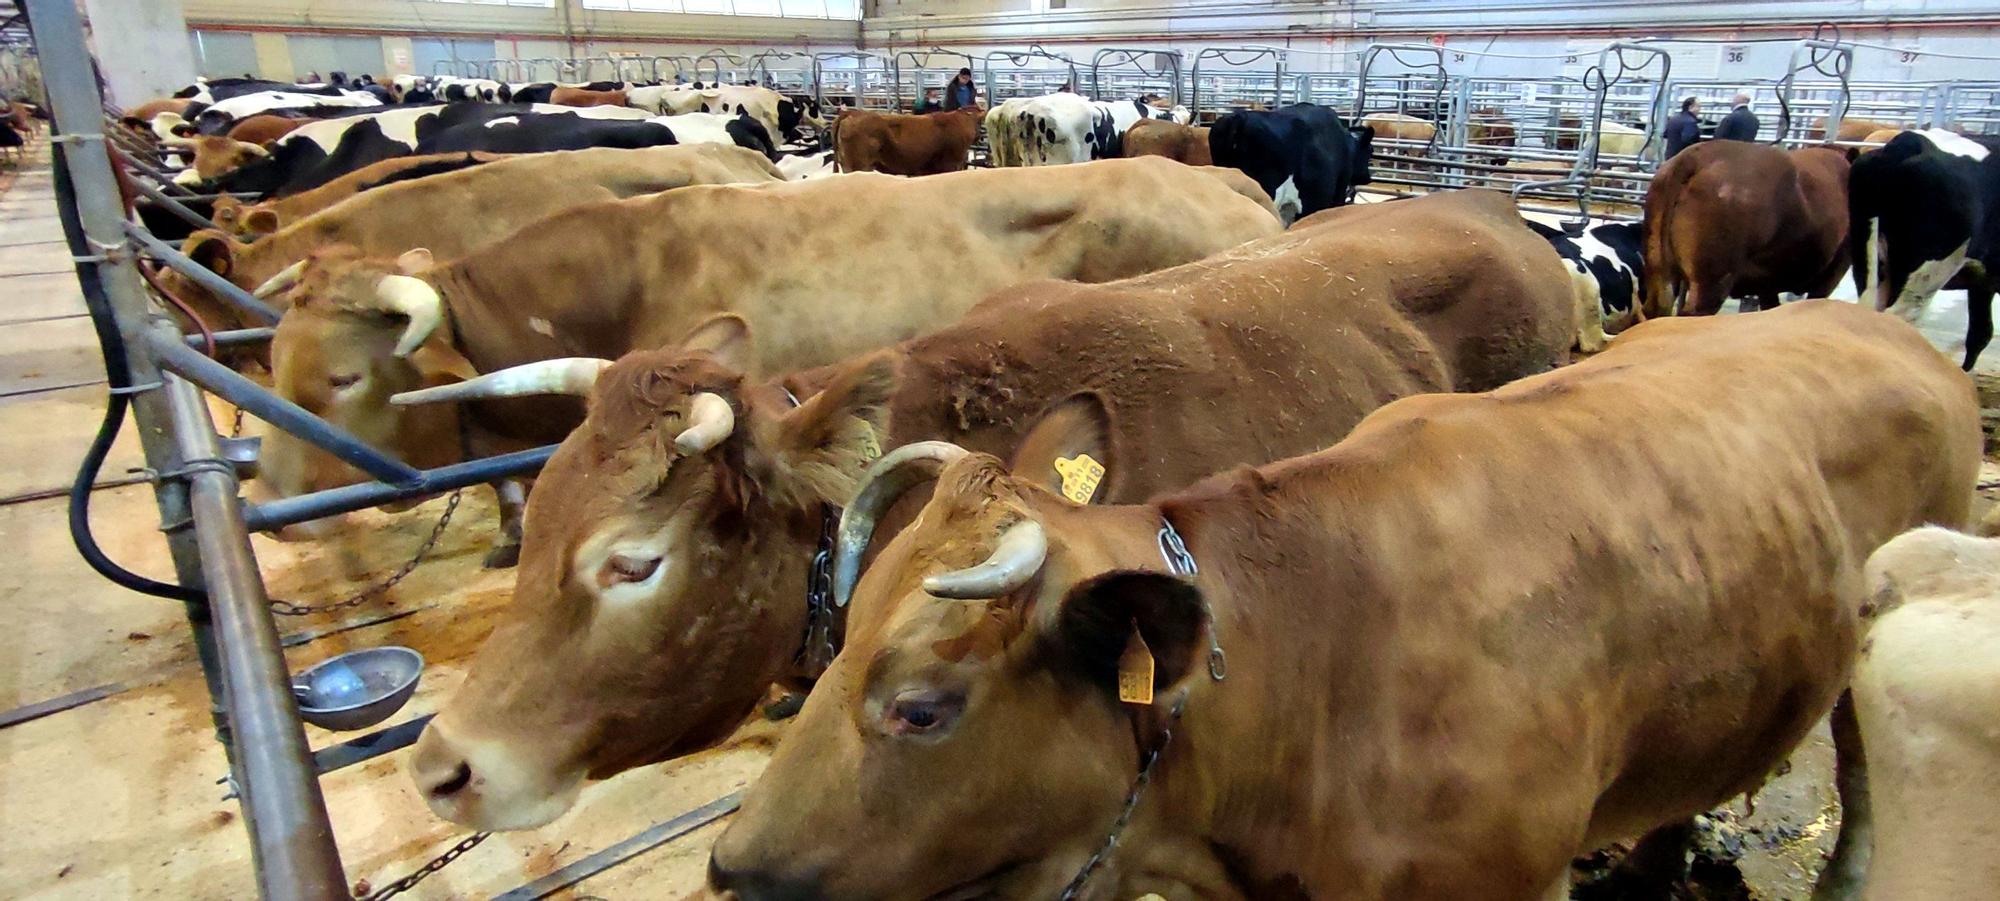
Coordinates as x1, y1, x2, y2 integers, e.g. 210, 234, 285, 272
922, 519, 1048, 600
674, 392, 734, 454
389, 357, 611, 406
832, 441, 970, 608
371, 274, 444, 358
252, 260, 307, 299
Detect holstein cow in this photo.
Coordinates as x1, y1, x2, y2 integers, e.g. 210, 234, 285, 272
708, 300, 1979, 901
1644, 141, 1852, 316
1209, 102, 1374, 225
190, 89, 382, 135
986, 93, 1189, 167
691, 85, 826, 143
1525, 219, 1647, 352
256, 159, 1281, 565
1120, 118, 1211, 166
425, 109, 775, 159
831, 107, 981, 176
162, 145, 781, 337
210, 152, 513, 239
1829, 526, 2000, 901
397, 190, 1572, 831
1849, 129, 2000, 369
174, 77, 346, 104
774, 144, 836, 181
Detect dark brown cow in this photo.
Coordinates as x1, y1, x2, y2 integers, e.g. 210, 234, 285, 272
832, 107, 981, 176
549, 86, 629, 109
1643, 141, 1853, 316
225, 113, 307, 145
397, 189, 1574, 831
120, 97, 193, 134
709, 301, 1979, 901
1120, 118, 1211, 166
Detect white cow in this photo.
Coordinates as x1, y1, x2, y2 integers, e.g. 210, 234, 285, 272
1824, 526, 2000, 901
985, 92, 1189, 166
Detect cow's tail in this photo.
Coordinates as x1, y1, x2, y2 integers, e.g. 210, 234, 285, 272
826, 112, 844, 172
1641, 158, 1699, 319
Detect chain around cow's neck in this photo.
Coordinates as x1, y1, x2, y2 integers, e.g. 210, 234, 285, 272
1057, 691, 1188, 901
785, 385, 843, 677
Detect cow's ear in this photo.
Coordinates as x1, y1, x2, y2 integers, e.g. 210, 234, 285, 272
183, 230, 236, 276
242, 209, 281, 239
751, 351, 897, 507
396, 248, 434, 275
1009, 392, 1114, 504
678, 312, 752, 372
1050, 570, 1209, 699
410, 341, 479, 386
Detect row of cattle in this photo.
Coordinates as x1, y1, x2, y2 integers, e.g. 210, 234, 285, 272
114, 77, 2000, 895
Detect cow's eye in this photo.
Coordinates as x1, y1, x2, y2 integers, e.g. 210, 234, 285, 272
604, 553, 662, 586
884, 689, 963, 736
328, 373, 362, 390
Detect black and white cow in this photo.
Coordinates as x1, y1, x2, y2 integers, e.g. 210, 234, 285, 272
425, 109, 776, 158
189, 89, 384, 135
1208, 102, 1375, 225
173, 77, 346, 104
985, 93, 1191, 166
1850, 128, 2000, 370
1524, 218, 1646, 352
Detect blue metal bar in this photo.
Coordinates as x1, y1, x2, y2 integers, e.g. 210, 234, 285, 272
184, 327, 275, 349
242, 446, 555, 532
124, 224, 284, 325
149, 335, 424, 486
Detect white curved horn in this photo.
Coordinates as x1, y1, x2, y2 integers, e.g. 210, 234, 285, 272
372, 274, 444, 358
673, 391, 735, 454
252, 260, 307, 299
390, 357, 611, 406
922, 519, 1049, 600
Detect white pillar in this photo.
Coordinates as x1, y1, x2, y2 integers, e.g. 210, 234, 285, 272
81, 0, 200, 106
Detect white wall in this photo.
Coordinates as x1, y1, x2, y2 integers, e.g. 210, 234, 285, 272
84, 0, 200, 107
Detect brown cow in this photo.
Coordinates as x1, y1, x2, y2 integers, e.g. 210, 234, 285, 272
831, 107, 981, 176
708, 300, 1979, 901
162, 144, 781, 335
224, 113, 306, 145
397, 189, 1574, 831
549, 86, 629, 109
210, 152, 515, 239
257, 158, 1280, 563
1121, 118, 1211, 166
1817, 115, 1908, 142
1643, 141, 1852, 316
164, 134, 269, 186
1830, 526, 2000, 901
120, 97, 193, 135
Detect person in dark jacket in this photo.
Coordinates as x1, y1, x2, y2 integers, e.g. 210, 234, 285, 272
913, 87, 943, 113
1714, 92, 1760, 142
1663, 96, 1702, 159
943, 68, 979, 111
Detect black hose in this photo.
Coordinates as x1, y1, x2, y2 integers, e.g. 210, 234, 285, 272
52, 137, 205, 604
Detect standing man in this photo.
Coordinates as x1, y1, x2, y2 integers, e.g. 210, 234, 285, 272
943, 68, 978, 111
1664, 96, 1702, 159
1714, 92, 1761, 142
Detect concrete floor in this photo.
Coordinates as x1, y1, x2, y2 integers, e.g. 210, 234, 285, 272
0, 153, 1985, 900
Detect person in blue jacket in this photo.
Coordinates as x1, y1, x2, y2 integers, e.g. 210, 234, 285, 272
943, 68, 979, 111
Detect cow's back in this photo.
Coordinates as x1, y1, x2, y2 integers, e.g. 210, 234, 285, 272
1644, 141, 1851, 309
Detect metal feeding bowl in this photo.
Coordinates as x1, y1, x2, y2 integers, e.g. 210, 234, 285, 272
291, 646, 425, 731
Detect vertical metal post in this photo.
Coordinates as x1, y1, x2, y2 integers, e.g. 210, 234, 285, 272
28, 0, 349, 897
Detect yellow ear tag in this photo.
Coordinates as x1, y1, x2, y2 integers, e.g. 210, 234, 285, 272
1053, 453, 1105, 505
857, 424, 882, 462
1116, 626, 1154, 705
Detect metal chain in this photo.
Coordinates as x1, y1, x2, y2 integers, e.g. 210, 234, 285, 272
800, 504, 840, 674
1158, 517, 1226, 682
268, 489, 464, 616
1056, 694, 1188, 901
357, 831, 490, 901
229, 405, 244, 439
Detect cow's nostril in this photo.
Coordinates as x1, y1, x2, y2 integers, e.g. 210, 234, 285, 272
430, 761, 473, 798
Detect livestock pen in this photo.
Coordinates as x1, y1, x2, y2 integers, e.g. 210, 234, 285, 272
9, 1, 2000, 896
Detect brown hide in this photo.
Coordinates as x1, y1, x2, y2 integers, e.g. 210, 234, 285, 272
1121, 118, 1212, 166
408, 189, 1572, 831
832, 107, 981, 176
713, 301, 1979, 900
211, 152, 516, 239
167, 144, 779, 334
262, 158, 1279, 502
549, 86, 630, 108
122, 98, 191, 132
1643, 141, 1853, 316
225, 113, 307, 145
1817, 115, 1908, 142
